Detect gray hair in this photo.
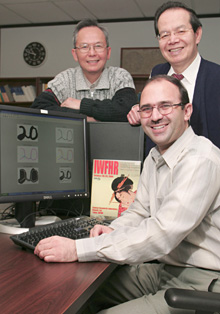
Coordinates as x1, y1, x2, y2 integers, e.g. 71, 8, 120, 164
73, 19, 109, 48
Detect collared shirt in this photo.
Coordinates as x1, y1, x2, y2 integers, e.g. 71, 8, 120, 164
48, 66, 135, 102
168, 53, 201, 102
83, 75, 102, 98
76, 127, 220, 270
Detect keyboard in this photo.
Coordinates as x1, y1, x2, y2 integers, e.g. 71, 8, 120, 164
10, 216, 109, 251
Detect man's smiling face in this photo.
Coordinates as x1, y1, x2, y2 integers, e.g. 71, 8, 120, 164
72, 26, 111, 83
140, 78, 192, 154
157, 8, 202, 73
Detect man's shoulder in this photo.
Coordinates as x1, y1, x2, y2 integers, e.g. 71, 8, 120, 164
195, 58, 220, 91
107, 66, 132, 76
199, 58, 220, 75
190, 133, 220, 162
105, 67, 134, 87
51, 67, 79, 79
201, 58, 220, 68
61, 67, 80, 75
151, 63, 170, 76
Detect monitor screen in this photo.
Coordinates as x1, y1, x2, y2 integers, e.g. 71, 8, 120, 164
87, 122, 145, 171
0, 105, 89, 207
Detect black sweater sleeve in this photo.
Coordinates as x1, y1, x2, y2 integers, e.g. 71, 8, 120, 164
31, 87, 137, 121
80, 87, 137, 122
31, 89, 80, 114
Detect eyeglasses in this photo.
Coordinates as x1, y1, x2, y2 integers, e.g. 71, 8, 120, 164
75, 43, 107, 53
138, 103, 183, 118
157, 28, 193, 41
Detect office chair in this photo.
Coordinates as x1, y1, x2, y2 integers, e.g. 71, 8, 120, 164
164, 288, 220, 314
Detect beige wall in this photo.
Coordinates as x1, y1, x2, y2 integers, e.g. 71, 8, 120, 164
1, 18, 220, 77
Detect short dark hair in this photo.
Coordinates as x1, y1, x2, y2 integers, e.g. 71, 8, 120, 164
154, 1, 202, 37
144, 75, 190, 107
112, 176, 133, 192
73, 19, 109, 48
111, 176, 133, 203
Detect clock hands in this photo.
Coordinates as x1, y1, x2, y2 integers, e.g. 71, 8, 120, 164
25, 48, 37, 58
24, 42, 46, 66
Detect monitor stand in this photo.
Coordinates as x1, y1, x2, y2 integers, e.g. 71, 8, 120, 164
0, 201, 61, 235
15, 201, 36, 228
0, 216, 61, 234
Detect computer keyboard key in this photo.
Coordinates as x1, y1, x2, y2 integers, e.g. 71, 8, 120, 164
10, 216, 109, 251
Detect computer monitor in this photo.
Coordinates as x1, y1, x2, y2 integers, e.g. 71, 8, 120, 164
0, 105, 89, 228
34, 121, 145, 218
87, 122, 145, 171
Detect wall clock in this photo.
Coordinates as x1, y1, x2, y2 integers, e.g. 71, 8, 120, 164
23, 42, 46, 67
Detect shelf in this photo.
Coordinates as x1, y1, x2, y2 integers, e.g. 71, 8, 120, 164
0, 77, 53, 107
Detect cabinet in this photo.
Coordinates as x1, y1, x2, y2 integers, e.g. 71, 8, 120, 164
0, 77, 53, 107
132, 75, 149, 94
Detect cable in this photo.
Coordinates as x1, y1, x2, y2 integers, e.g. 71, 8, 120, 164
0, 203, 15, 220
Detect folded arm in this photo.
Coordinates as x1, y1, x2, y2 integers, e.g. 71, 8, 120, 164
31, 87, 138, 122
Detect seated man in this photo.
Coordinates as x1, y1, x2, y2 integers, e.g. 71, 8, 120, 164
31, 19, 137, 122
34, 75, 220, 313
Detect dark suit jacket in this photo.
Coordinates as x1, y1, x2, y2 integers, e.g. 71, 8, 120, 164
145, 58, 220, 155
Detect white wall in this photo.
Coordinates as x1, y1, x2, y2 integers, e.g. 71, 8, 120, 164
1, 17, 220, 78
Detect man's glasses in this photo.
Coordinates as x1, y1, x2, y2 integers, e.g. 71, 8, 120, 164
157, 28, 193, 41
138, 103, 183, 118
75, 43, 107, 53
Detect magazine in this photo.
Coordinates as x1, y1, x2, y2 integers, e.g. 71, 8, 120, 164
90, 159, 141, 219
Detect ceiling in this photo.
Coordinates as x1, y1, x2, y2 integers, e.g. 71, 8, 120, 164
0, 0, 220, 28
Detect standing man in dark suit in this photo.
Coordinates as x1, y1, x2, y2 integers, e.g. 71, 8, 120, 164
127, 1, 220, 154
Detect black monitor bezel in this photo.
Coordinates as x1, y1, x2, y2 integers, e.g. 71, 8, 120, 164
0, 104, 90, 204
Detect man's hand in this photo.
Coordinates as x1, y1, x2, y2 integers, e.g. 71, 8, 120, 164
90, 224, 114, 237
61, 98, 81, 110
34, 236, 78, 263
127, 104, 141, 125
87, 116, 98, 122
60, 99, 97, 121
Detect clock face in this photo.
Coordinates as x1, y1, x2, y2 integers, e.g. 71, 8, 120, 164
23, 42, 46, 66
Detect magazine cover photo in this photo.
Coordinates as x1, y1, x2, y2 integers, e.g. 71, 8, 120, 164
90, 159, 141, 219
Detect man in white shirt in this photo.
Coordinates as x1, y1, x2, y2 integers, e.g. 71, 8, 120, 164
34, 75, 220, 313
127, 1, 220, 153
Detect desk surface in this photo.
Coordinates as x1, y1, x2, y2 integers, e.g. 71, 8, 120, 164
0, 233, 117, 314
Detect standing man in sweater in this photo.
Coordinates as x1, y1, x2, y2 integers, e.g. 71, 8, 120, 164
32, 19, 137, 122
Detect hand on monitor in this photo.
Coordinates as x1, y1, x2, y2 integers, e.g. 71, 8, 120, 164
90, 225, 114, 237
60, 98, 81, 110
127, 104, 141, 125
34, 236, 78, 263
87, 116, 98, 122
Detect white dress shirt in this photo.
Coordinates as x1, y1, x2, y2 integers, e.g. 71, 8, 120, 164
76, 127, 220, 270
168, 53, 201, 102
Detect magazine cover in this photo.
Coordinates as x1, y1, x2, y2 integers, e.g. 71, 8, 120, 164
90, 159, 141, 219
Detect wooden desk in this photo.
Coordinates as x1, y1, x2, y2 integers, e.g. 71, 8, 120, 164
0, 234, 117, 314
